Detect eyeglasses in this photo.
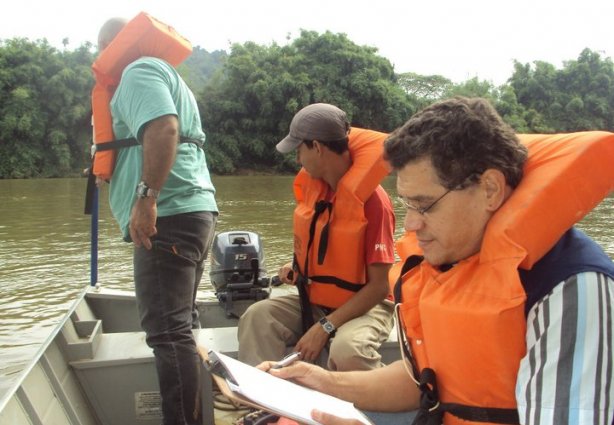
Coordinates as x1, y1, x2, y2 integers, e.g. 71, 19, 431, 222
397, 188, 454, 216
397, 173, 480, 216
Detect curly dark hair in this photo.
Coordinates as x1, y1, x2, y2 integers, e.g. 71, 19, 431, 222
384, 97, 528, 189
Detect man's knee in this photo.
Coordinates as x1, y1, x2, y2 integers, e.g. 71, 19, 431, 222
240, 300, 272, 326
145, 327, 195, 350
238, 300, 275, 343
327, 337, 381, 371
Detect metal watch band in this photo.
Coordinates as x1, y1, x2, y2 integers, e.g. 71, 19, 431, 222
136, 181, 160, 199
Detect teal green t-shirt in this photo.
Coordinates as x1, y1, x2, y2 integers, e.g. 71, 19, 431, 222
108, 57, 217, 239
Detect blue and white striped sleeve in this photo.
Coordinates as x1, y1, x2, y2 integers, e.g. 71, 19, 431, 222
516, 272, 614, 425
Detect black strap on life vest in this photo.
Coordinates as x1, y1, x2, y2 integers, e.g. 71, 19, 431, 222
316, 201, 332, 265
92, 137, 140, 151
296, 200, 333, 333
93, 136, 204, 152
305, 275, 363, 292
393, 254, 424, 304
294, 256, 314, 335
411, 368, 520, 424
412, 368, 444, 425
83, 136, 204, 215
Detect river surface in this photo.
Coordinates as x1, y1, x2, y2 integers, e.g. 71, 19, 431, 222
0, 176, 612, 398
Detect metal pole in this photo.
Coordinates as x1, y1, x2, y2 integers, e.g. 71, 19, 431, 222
90, 185, 99, 286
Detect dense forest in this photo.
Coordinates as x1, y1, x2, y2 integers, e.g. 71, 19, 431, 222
1, 31, 613, 178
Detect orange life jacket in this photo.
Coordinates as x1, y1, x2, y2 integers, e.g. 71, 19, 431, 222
293, 127, 390, 310
90, 12, 192, 180
393, 132, 614, 425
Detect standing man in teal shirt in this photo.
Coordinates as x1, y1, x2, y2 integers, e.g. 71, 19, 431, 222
98, 18, 218, 425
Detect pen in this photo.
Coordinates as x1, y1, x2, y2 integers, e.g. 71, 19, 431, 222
271, 351, 301, 369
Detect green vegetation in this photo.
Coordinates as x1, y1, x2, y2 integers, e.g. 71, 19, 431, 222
199, 30, 415, 173
0, 39, 94, 178
0, 32, 613, 178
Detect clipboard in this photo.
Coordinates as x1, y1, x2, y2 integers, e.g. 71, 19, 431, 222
199, 347, 373, 425
202, 349, 262, 412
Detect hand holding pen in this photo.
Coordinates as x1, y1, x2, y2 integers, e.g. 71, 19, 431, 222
271, 351, 301, 369
267, 353, 330, 396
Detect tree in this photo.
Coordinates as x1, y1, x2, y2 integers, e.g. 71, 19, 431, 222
509, 48, 614, 131
181, 46, 227, 95
408, 76, 543, 133
0, 38, 94, 178
199, 30, 417, 174
397, 72, 452, 108
1, 36, 613, 178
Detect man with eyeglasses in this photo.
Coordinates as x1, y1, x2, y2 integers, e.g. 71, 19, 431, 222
238, 103, 396, 372
260, 97, 614, 425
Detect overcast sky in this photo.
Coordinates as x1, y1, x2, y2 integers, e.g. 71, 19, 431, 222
1, 0, 612, 85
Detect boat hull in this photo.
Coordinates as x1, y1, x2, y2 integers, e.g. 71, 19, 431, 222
0, 285, 400, 424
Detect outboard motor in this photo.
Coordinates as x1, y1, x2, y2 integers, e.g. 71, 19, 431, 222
209, 231, 270, 317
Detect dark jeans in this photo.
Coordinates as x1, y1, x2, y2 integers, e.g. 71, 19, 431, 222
134, 211, 217, 425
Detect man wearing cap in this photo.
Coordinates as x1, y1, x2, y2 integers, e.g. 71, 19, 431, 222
238, 103, 395, 371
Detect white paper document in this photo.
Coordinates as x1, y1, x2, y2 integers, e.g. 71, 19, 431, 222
210, 350, 372, 425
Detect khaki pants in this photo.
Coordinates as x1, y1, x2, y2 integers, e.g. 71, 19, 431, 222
237, 294, 393, 371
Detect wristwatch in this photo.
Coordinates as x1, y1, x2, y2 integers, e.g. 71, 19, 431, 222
135, 181, 160, 199
319, 317, 336, 337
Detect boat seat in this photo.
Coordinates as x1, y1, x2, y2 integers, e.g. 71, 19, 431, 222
67, 326, 397, 425
67, 325, 398, 368
67, 327, 238, 425
68, 327, 239, 368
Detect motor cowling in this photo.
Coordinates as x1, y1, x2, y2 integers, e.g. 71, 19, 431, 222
209, 231, 270, 317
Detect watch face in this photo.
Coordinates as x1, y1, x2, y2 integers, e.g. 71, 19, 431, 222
136, 182, 159, 199
136, 183, 147, 197
320, 318, 335, 334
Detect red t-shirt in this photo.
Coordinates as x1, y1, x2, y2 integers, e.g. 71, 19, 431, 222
323, 185, 395, 265
363, 185, 396, 265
